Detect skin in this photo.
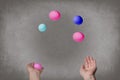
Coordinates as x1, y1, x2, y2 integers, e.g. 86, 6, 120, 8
27, 56, 97, 80
80, 56, 97, 80
27, 62, 43, 80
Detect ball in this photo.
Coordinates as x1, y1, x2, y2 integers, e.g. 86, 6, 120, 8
38, 24, 47, 32
34, 63, 43, 70
73, 32, 85, 42
73, 15, 83, 25
49, 10, 61, 21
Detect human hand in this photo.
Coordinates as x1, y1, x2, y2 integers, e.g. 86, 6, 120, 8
27, 63, 43, 80
80, 56, 97, 80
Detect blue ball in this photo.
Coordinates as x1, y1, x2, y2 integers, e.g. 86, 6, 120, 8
38, 24, 47, 32
73, 15, 83, 25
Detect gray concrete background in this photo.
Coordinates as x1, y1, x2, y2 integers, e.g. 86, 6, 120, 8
0, 0, 120, 80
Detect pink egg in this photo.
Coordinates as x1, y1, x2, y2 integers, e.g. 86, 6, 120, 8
34, 63, 43, 70
49, 10, 61, 21
73, 32, 85, 42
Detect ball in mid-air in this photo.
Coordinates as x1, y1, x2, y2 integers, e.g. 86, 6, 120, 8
49, 10, 61, 21
38, 24, 47, 32
73, 32, 85, 42
73, 15, 83, 25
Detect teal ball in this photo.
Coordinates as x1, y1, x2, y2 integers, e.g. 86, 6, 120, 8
38, 24, 47, 32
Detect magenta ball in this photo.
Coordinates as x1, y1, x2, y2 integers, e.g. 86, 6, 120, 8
34, 63, 43, 70
49, 10, 61, 21
73, 32, 85, 42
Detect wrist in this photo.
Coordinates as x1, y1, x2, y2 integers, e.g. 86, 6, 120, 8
29, 72, 40, 80
84, 75, 95, 80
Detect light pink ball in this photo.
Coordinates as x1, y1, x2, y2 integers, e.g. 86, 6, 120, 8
34, 63, 43, 70
49, 10, 61, 21
73, 32, 85, 42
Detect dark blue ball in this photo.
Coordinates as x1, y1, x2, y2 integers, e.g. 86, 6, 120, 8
73, 15, 83, 25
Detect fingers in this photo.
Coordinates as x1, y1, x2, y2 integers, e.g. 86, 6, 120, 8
40, 67, 44, 73
27, 62, 44, 73
27, 62, 34, 68
92, 58, 96, 67
89, 56, 96, 67
84, 56, 96, 68
84, 57, 89, 68
85, 56, 91, 68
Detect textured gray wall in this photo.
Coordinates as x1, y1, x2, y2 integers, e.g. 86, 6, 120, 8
0, 0, 120, 80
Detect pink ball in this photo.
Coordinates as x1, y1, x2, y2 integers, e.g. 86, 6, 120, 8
49, 10, 61, 21
34, 63, 43, 70
73, 32, 85, 42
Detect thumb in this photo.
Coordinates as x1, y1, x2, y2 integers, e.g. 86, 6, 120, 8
80, 64, 85, 70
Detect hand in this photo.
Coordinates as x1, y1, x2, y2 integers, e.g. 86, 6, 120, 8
80, 56, 97, 80
27, 62, 44, 80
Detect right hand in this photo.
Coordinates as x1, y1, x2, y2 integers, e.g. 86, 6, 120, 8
80, 56, 97, 80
